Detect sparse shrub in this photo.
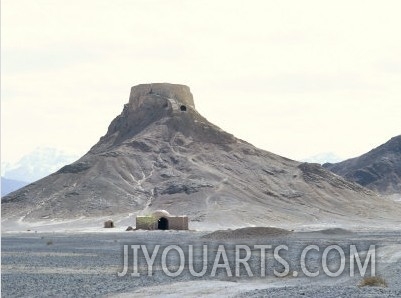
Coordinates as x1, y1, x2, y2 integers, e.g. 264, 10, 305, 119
359, 276, 388, 288
46, 240, 53, 246
136, 215, 157, 229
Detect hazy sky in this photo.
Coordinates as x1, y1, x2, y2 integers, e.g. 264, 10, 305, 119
2, 0, 401, 164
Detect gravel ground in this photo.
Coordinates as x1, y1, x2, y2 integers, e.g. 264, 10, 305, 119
2, 229, 401, 297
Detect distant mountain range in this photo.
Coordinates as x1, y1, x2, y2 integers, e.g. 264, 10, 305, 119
324, 135, 401, 195
1, 147, 79, 197
301, 152, 343, 164
1, 177, 29, 197
3, 83, 400, 228
2, 147, 79, 183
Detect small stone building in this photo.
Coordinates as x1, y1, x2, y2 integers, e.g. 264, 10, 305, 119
136, 210, 188, 230
104, 219, 114, 228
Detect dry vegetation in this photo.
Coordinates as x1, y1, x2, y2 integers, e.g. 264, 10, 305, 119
359, 276, 388, 288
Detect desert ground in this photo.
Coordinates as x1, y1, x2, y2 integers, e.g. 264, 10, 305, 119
2, 225, 401, 297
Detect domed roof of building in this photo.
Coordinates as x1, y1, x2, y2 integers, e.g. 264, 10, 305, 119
152, 210, 171, 218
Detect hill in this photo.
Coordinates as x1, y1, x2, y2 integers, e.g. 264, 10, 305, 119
2, 83, 401, 229
324, 135, 401, 195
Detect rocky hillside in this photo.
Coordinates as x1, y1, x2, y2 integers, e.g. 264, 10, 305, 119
324, 135, 401, 195
2, 83, 401, 228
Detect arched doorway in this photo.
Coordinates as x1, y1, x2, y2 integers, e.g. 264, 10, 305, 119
158, 217, 169, 230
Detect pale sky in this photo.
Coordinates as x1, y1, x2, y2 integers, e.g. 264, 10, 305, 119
2, 0, 401, 164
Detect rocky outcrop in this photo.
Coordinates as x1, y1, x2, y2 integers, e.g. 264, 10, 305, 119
323, 135, 401, 195
91, 83, 235, 153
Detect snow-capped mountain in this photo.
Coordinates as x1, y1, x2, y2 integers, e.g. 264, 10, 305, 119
2, 147, 79, 183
